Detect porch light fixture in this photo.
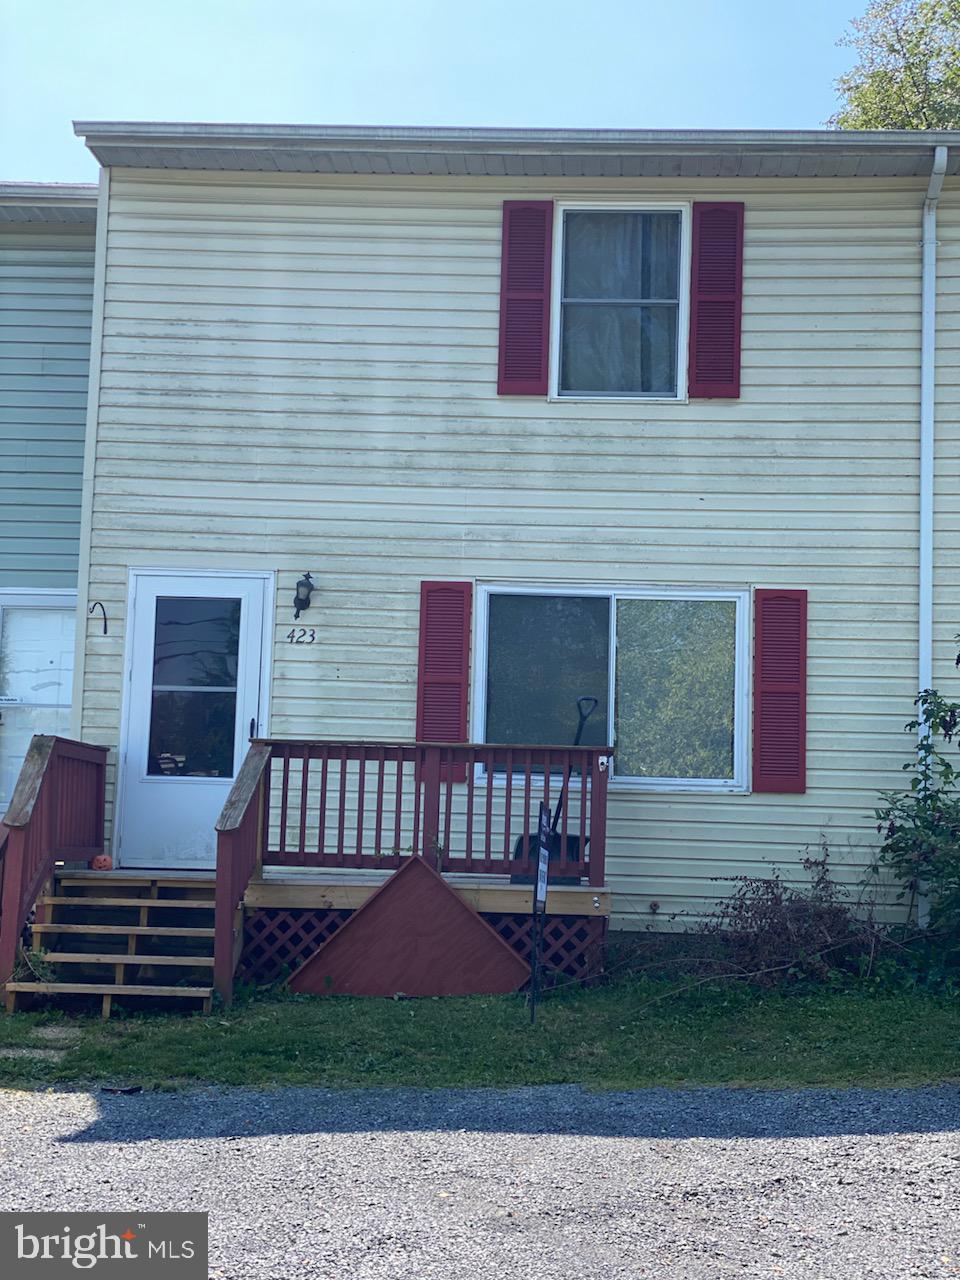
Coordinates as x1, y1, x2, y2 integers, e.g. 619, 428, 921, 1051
293, 572, 315, 620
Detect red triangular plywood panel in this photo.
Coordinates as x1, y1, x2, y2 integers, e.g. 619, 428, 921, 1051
288, 857, 530, 997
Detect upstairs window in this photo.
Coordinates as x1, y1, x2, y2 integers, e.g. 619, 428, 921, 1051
557, 208, 685, 399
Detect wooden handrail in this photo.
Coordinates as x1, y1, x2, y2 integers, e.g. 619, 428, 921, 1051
2, 736, 58, 828
0, 736, 109, 984
250, 738, 610, 752
216, 742, 272, 833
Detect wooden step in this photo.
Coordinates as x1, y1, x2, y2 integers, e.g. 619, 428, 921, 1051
58, 873, 215, 888
5, 981, 212, 997
41, 952, 215, 968
31, 923, 215, 938
41, 896, 214, 910
4, 981, 213, 1017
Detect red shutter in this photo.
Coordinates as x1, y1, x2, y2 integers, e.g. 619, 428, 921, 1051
417, 581, 472, 781
688, 202, 744, 398
753, 589, 807, 794
497, 201, 553, 395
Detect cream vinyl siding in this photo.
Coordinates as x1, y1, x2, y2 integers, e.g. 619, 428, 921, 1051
79, 170, 934, 923
0, 227, 94, 588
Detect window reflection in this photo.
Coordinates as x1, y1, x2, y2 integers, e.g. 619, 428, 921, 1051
147, 597, 241, 777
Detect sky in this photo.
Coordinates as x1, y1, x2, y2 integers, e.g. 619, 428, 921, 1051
1, 0, 865, 183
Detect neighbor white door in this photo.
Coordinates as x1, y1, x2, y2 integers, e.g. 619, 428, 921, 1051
117, 572, 271, 869
0, 597, 76, 815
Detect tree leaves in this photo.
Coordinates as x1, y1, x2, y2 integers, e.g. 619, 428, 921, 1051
830, 0, 960, 129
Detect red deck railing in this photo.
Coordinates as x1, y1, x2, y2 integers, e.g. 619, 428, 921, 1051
213, 739, 612, 1003
0, 735, 108, 983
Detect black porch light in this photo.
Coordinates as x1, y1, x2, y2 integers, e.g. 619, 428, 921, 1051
293, 572, 315, 620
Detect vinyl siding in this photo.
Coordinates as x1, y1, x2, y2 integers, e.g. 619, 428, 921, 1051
0, 227, 94, 588
78, 169, 949, 924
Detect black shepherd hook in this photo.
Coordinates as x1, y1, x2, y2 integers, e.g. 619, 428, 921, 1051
88, 601, 108, 635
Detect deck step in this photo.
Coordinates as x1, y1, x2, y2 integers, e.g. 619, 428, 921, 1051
31, 923, 215, 938
41, 952, 215, 968
57, 873, 215, 888
5, 981, 212, 998
41, 896, 214, 910
4, 979, 214, 1016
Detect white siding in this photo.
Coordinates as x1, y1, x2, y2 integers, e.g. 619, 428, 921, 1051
0, 227, 94, 588
79, 170, 946, 924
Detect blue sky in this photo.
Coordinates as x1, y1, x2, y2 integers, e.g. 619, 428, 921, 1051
1, 0, 864, 183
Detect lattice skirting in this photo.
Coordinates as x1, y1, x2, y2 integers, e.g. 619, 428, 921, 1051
239, 908, 607, 985
237, 908, 354, 984
485, 914, 607, 982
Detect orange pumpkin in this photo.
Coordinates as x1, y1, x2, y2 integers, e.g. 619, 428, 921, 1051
90, 853, 113, 871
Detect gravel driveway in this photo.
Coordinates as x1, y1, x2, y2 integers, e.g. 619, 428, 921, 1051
0, 1084, 958, 1278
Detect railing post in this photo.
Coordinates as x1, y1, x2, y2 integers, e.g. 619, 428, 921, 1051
213, 747, 272, 1007
255, 774, 265, 879
420, 745, 442, 870
93, 752, 106, 855
588, 753, 609, 888
213, 829, 236, 1006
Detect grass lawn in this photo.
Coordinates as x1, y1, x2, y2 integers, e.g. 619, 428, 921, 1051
0, 980, 959, 1091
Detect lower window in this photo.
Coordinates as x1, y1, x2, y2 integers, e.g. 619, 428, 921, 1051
478, 585, 749, 790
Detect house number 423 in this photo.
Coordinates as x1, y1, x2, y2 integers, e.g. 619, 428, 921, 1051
286, 627, 316, 644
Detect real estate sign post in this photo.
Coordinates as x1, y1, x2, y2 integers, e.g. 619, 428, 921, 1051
530, 801, 551, 1025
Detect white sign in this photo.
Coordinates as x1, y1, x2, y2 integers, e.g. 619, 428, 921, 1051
535, 846, 549, 910
535, 801, 551, 911
0, 697, 22, 706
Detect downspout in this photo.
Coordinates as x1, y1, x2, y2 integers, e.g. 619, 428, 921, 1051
918, 144, 948, 705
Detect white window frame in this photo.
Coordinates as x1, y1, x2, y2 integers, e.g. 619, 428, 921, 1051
549, 201, 692, 404
472, 582, 750, 794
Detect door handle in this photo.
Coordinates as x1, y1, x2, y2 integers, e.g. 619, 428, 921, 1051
249, 718, 256, 740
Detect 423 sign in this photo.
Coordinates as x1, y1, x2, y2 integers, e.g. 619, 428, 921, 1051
286, 627, 316, 644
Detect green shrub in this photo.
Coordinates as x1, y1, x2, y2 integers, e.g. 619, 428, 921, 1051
874, 686, 960, 949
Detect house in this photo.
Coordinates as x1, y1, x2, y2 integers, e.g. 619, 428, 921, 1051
0, 183, 97, 812
2, 124, 959, 1013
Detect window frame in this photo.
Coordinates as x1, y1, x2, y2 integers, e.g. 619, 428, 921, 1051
549, 201, 693, 404
472, 582, 751, 794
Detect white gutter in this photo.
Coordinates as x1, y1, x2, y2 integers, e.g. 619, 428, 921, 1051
918, 145, 948, 704
72, 122, 960, 148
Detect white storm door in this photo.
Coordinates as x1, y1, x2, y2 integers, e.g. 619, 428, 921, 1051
118, 573, 269, 869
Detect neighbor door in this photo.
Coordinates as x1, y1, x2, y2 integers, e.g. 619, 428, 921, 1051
117, 572, 270, 869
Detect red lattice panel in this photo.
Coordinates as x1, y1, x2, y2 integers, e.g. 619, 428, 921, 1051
486, 914, 606, 982
240, 907, 605, 986
239, 908, 354, 984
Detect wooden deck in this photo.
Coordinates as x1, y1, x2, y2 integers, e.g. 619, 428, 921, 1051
1, 736, 613, 1011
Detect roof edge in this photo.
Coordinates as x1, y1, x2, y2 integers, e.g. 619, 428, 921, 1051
0, 181, 98, 203
72, 122, 960, 150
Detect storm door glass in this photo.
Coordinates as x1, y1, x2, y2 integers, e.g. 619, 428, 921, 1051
147, 597, 241, 778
